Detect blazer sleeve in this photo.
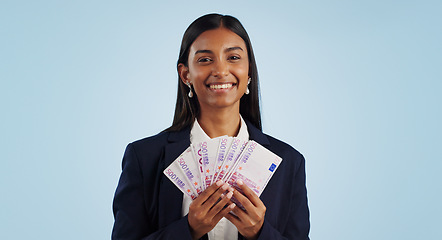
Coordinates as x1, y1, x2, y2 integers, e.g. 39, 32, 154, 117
112, 143, 194, 240
254, 154, 310, 240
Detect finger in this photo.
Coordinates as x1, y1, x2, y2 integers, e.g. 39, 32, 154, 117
231, 190, 266, 223
232, 186, 254, 211
203, 182, 232, 209
208, 189, 234, 215
190, 178, 224, 212
225, 210, 242, 226
236, 179, 264, 208
192, 180, 224, 206
213, 202, 236, 223
230, 202, 250, 220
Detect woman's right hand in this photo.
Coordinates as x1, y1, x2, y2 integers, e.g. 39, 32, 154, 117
187, 180, 236, 240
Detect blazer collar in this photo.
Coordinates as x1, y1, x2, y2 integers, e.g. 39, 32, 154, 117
245, 120, 270, 146
167, 126, 191, 143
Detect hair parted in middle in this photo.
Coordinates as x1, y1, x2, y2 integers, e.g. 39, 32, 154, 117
165, 13, 261, 132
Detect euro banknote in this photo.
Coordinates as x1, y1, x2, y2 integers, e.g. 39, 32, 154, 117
164, 137, 282, 201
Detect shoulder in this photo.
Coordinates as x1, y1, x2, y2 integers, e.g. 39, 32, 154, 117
121, 130, 183, 177
245, 119, 305, 167
124, 127, 190, 164
263, 133, 305, 170
130, 131, 170, 150
264, 134, 303, 156
126, 130, 179, 162
120, 131, 171, 167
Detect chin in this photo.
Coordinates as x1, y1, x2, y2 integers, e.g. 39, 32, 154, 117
216, 99, 242, 109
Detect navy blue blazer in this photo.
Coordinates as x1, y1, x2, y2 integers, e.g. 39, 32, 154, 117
112, 121, 310, 240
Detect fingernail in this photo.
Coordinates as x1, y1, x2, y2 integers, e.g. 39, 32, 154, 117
228, 187, 235, 192
220, 193, 225, 199
237, 179, 243, 186
226, 191, 233, 199
216, 180, 224, 187
230, 203, 236, 209
222, 183, 229, 190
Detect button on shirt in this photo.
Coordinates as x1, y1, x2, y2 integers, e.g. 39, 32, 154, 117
182, 116, 249, 240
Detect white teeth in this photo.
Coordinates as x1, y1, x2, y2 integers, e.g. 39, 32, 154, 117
209, 83, 233, 89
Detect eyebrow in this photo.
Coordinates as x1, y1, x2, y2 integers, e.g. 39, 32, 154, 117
226, 47, 244, 52
194, 47, 244, 55
195, 50, 213, 55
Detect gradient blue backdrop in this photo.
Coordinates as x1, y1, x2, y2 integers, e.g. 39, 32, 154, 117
1, 0, 441, 239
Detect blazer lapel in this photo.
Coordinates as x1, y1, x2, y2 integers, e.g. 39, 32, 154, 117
158, 128, 191, 228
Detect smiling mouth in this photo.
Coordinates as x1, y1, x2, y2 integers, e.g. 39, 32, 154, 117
207, 83, 236, 90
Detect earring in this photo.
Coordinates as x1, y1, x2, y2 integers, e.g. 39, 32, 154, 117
245, 77, 251, 95
186, 82, 193, 98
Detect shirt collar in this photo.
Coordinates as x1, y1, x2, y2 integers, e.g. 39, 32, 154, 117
190, 115, 249, 144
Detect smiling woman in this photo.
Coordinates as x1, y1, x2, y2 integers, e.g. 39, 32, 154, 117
169, 14, 261, 133
178, 28, 250, 127
112, 13, 310, 240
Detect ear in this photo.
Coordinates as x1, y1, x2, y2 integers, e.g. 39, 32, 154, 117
178, 63, 190, 85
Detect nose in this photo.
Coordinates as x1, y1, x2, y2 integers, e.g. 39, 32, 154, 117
212, 60, 229, 78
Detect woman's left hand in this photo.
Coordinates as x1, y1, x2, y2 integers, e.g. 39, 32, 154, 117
225, 180, 266, 240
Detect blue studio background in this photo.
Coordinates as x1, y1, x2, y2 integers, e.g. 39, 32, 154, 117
1, 0, 441, 239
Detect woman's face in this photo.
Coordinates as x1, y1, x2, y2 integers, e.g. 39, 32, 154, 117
179, 27, 249, 112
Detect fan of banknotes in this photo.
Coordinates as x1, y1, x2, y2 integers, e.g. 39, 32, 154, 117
163, 136, 282, 200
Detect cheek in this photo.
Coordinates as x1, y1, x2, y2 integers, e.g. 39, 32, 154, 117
189, 67, 209, 82
233, 64, 249, 83
234, 61, 249, 76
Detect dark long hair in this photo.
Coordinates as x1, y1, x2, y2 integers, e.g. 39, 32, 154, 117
165, 13, 261, 132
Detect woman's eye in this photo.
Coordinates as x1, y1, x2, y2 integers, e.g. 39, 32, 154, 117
229, 56, 240, 61
198, 58, 212, 63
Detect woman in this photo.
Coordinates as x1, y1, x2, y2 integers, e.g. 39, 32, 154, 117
112, 14, 310, 240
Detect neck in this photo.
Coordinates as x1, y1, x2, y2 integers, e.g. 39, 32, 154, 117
197, 106, 241, 139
